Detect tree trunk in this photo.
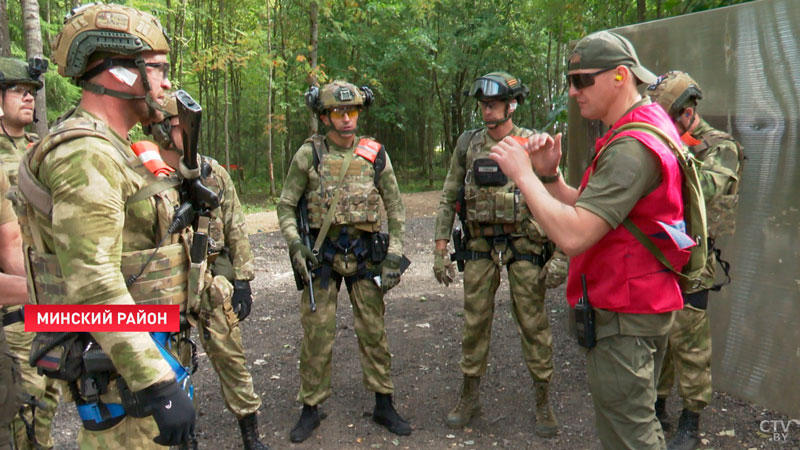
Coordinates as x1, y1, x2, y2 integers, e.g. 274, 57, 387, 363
0, 0, 12, 57
223, 70, 231, 172
637, 0, 647, 23
266, 0, 276, 197
21, 0, 48, 134
308, 1, 318, 135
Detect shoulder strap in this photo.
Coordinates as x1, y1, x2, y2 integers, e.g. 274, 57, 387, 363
307, 135, 326, 173
312, 147, 356, 253
126, 177, 181, 205
614, 122, 695, 281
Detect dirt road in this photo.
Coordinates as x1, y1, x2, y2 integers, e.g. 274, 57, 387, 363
51, 191, 796, 449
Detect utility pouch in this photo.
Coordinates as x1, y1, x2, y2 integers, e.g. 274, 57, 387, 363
574, 275, 596, 349
472, 158, 507, 186
82, 341, 115, 375
29, 332, 88, 382
369, 233, 390, 263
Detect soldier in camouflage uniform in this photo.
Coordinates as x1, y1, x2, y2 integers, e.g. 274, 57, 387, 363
0, 56, 61, 450
648, 71, 745, 450
433, 72, 559, 438
277, 80, 411, 443
0, 165, 29, 450
152, 92, 270, 450
16, 4, 196, 448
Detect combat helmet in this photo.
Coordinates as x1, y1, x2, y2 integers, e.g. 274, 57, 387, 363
51, 3, 170, 106
647, 71, 703, 120
305, 80, 374, 116
468, 72, 529, 104
0, 57, 47, 90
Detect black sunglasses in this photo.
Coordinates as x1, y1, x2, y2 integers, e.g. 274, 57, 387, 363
566, 67, 617, 90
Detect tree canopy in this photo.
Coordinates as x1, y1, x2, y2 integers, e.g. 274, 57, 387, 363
1, 0, 750, 201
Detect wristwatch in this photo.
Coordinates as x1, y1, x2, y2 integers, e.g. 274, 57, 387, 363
539, 170, 560, 184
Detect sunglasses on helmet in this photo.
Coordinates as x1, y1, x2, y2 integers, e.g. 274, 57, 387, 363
566, 67, 617, 90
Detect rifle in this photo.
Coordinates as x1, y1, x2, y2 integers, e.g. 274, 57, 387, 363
173, 90, 220, 263
293, 196, 316, 312
450, 185, 469, 272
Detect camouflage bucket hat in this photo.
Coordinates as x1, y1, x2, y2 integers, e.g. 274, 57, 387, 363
0, 57, 45, 89
568, 31, 657, 85
319, 80, 365, 110
647, 71, 703, 119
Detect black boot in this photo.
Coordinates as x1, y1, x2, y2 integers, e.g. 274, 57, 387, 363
667, 409, 700, 450
372, 393, 412, 436
178, 437, 198, 450
289, 404, 322, 443
238, 412, 271, 450
655, 397, 671, 432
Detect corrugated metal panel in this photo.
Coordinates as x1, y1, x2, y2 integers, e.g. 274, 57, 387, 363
567, 0, 800, 418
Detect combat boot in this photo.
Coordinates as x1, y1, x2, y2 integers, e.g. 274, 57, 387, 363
373, 392, 412, 436
289, 404, 322, 443
238, 412, 271, 450
667, 409, 700, 450
534, 381, 559, 438
655, 396, 672, 431
446, 375, 481, 429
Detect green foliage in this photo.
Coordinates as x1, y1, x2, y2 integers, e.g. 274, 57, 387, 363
6, 0, 751, 192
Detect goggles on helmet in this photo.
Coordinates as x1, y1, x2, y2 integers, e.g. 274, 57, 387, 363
468, 77, 508, 98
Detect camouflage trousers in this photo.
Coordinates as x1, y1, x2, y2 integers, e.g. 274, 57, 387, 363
197, 274, 261, 418
460, 236, 553, 382
0, 328, 21, 450
297, 252, 393, 406
656, 301, 712, 412
587, 333, 669, 450
5, 319, 60, 450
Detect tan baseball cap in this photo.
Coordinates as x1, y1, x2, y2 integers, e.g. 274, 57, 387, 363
568, 31, 657, 85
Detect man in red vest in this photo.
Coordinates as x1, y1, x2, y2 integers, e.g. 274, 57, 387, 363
490, 31, 690, 449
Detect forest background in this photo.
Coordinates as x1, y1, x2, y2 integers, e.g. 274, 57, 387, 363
1, 0, 750, 210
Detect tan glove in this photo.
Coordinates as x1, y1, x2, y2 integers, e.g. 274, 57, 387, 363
539, 252, 568, 289
433, 248, 456, 286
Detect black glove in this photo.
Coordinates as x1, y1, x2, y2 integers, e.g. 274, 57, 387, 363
231, 280, 253, 321
139, 380, 196, 446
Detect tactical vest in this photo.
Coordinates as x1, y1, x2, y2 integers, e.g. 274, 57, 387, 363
16, 116, 191, 308
305, 135, 386, 233
691, 130, 745, 238
462, 128, 539, 237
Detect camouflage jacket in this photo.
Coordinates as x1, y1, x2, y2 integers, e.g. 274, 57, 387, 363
24, 108, 181, 391
0, 132, 38, 187
277, 134, 405, 256
434, 125, 547, 244
202, 157, 254, 281
688, 118, 744, 289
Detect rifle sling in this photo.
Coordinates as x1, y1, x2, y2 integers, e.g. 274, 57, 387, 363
312, 148, 355, 253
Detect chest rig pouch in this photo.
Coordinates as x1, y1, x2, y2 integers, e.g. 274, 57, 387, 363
463, 132, 533, 226
472, 158, 507, 186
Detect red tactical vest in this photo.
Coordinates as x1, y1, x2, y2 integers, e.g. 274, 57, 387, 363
566, 103, 688, 314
